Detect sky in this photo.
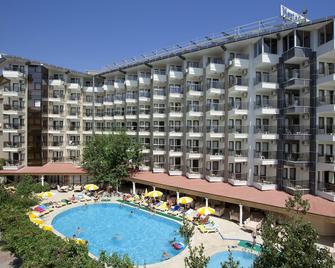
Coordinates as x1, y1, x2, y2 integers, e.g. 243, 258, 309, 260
0, 0, 334, 72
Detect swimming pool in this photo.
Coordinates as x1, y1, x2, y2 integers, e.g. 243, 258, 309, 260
52, 203, 184, 265
208, 250, 256, 268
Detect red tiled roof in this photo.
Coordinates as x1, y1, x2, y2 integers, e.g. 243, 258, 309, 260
0, 162, 87, 175
131, 172, 335, 220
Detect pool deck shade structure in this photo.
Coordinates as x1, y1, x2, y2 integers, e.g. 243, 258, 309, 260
129, 172, 335, 225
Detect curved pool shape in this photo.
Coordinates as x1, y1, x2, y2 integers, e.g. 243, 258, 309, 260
208, 250, 256, 268
52, 203, 184, 265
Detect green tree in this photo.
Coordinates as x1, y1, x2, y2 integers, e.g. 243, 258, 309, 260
16, 175, 50, 198
184, 244, 210, 268
179, 216, 195, 244
221, 250, 240, 268
82, 133, 142, 188
254, 193, 335, 268
98, 251, 134, 268
0, 158, 5, 170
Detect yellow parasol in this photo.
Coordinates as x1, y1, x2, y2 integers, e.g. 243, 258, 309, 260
147, 190, 163, 198
37, 191, 55, 199
178, 196, 193, 205
197, 206, 215, 216
84, 184, 99, 191
41, 225, 53, 231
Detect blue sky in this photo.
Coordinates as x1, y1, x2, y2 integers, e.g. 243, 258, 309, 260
0, 0, 334, 71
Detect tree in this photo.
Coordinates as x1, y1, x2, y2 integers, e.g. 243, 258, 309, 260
82, 133, 142, 188
184, 244, 210, 268
98, 251, 134, 268
254, 193, 335, 268
0, 158, 5, 170
179, 216, 195, 244
221, 250, 240, 268
16, 175, 50, 198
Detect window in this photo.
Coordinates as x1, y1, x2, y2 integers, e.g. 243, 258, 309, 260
318, 144, 324, 156
254, 165, 259, 176
264, 38, 277, 54
260, 165, 266, 176
296, 30, 310, 48
235, 163, 241, 173
319, 62, 325, 75
318, 21, 334, 46
319, 117, 325, 129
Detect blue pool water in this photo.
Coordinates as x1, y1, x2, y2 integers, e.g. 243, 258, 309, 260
208, 250, 256, 268
52, 203, 184, 265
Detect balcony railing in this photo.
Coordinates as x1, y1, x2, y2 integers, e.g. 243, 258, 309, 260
68, 126, 80, 131
228, 102, 248, 110
206, 103, 224, 111
228, 172, 248, 180
126, 126, 137, 131
285, 69, 310, 81
153, 89, 166, 96
253, 74, 277, 85
283, 179, 309, 189
153, 163, 165, 169
187, 147, 202, 153
284, 153, 309, 162
207, 126, 224, 133
139, 126, 150, 131
169, 106, 183, 113
153, 126, 165, 132
169, 87, 183, 94
206, 170, 224, 177
187, 126, 202, 133
187, 167, 201, 173
254, 151, 277, 159
317, 182, 335, 193
3, 123, 24, 130
207, 80, 224, 89
228, 126, 248, 133
228, 150, 248, 157
126, 110, 137, 115
153, 108, 166, 114
284, 126, 310, 135
169, 145, 182, 152
153, 145, 166, 151
207, 148, 224, 155
187, 104, 201, 112
3, 142, 23, 148
318, 155, 335, 164
317, 95, 335, 106
169, 126, 183, 132
254, 125, 277, 134
187, 84, 203, 92
254, 100, 276, 109
228, 77, 248, 87
3, 104, 24, 111
169, 165, 182, 171
317, 127, 335, 135
5, 160, 23, 167
254, 175, 276, 184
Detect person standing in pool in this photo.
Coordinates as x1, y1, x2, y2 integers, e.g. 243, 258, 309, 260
76, 226, 81, 236
252, 231, 257, 247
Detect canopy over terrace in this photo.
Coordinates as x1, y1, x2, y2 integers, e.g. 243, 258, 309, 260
0, 162, 89, 185
129, 172, 335, 235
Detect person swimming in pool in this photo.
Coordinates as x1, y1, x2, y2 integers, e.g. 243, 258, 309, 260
75, 226, 81, 236
112, 233, 122, 240
162, 251, 170, 260
169, 237, 176, 244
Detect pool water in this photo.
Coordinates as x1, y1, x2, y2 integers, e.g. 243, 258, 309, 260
52, 203, 184, 265
208, 250, 256, 268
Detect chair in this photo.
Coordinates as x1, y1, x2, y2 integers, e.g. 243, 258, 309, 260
229, 209, 240, 222
243, 212, 264, 232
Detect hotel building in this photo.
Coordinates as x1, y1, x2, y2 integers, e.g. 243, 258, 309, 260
0, 15, 334, 208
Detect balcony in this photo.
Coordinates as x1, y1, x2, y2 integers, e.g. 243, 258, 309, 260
206, 62, 225, 74
228, 150, 248, 162
153, 89, 166, 100
284, 153, 309, 165
48, 109, 64, 118
228, 78, 248, 95
169, 165, 183, 176
228, 126, 248, 139
186, 84, 203, 97
125, 111, 137, 120
152, 126, 166, 136
102, 83, 114, 91
2, 86, 25, 97
2, 70, 25, 79
138, 92, 151, 102
317, 95, 335, 115
317, 182, 335, 202
206, 170, 224, 182
169, 145, 183, 157
228, 54, 249, 72
318, 155, 335, 172
254, 100, 278, 116
168, 126, 183, 137
283, 126, 311, 141
66, 112, 80, 119
254, 125, 278, 140
169, 87, 183, 98
283, 69, 310, 89
113, 96, 125, 105
103, 97, 114, 105
45, 141, 63, 150
3, 160, 24, 171
114, 81, 125, 89
169, 67, 183, 80
138, 110, 150, 119
49, 78, 65, 87
282, 47, 312, 64
206, 103, 224, 117
254, 52, 279, 68
169, 106, 183, 118
228, 102, 248, 117
254, 151, 278, 165
67, 125, 80, 133
67, 82, 81, 90
138, 126, 151, 136
186, 126, 203, 138
228, 172, 248, 186
317, 71, 335, 88
254, 78, 278, 93
138, 76, 151, 86
47, 93, 64, 102
3, 104, 24, 115
153, 72, 167, 84
3, 142, 24, 152
253, 175, 277, 191
67, 95, 81, 104
186, 147, 203, 159
317, 127, 335, 142
283, 179, 310, 195
46, 126, 64, 133
186, 65, 203, 77
152, 108, 166, 119
186, 167, 202, 179
125, 78, 138, 88
153, 163, 165, 173
206, 148, 224, 161
125, 94, 137, 104
3, 123, 24, 133
187, 104, 203, 117
207, 81, 224, 95
206, 126, 224, 138
284, 98, 310, 114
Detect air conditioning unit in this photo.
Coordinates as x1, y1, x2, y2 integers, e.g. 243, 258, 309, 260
242, 92, 248, 98
302, 113, 310, 120
242, 69, 248, 76
302, 60, 309, 68
272, 66, 277, 72
242, 115, 247, 120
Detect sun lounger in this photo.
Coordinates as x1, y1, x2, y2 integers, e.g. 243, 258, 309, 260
198, 224, 217, 233
73, 185, 83, 192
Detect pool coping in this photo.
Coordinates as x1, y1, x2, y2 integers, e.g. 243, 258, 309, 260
42, 199, 188, 266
